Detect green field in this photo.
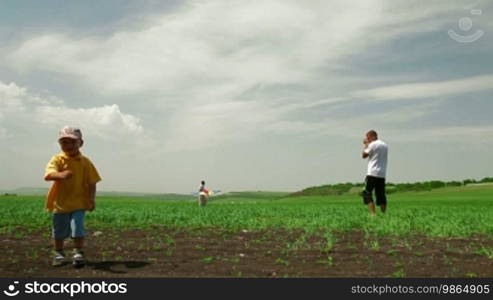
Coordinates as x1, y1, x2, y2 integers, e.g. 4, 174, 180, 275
2, 185, 492, 237
1, 184, 493, 277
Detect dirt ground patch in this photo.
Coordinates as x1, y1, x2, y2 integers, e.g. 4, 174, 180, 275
1, 227, 492, 277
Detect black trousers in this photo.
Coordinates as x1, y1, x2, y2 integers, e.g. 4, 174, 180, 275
363, 176, 387, 206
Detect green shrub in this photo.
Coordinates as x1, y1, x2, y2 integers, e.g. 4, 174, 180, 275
480, 177, 493, 183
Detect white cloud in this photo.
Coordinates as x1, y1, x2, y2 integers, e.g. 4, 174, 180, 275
1, 0, 492, 191
36, 104, 143, 139
423, 125, 493, 138
5, 0, 487, 149
0, 127, 9, 139
163, 100, 274, 151
0, 81, 27, 116
351, 74, 493, 101
380, 125, 493, 146
5, 0, 487, 150
0, 81, 26, 98
0, 80, 145, 142
6, 0, 384, 96
0, 80, 154, 192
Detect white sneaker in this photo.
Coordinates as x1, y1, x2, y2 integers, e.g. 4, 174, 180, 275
52, 250, 66, 267
72, 249, 85, 267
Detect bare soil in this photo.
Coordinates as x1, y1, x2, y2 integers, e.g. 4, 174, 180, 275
1, 227, 492, 278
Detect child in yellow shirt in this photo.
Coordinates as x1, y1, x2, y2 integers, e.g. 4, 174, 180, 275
44, 126, 101, 267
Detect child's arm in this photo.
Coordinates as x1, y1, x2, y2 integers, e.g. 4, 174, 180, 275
88, 184, 96, 211
44, 170, 73, 181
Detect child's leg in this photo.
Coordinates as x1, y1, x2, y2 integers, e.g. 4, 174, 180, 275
53, 213, 70, 250
70, 210, 87, 266
74, 237, 84, 249
70, 210, 86, 251
54, 239, 64, 251
52, 213, 70, 266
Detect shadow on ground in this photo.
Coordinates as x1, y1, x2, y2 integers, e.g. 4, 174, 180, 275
86, 261, 150, 274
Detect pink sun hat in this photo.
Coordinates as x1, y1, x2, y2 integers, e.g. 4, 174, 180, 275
58, 126, 83, 140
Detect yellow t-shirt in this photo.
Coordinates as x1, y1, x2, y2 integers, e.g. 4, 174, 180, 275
44, 152, 102, 213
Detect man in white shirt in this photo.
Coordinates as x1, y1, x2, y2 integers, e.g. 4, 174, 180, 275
362, 130, 388, 216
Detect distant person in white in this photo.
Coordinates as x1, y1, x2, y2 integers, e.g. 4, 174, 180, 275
362, 130, 388, 216
198, 180, 208, 206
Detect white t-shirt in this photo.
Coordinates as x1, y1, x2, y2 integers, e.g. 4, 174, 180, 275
364, 139, 388, 178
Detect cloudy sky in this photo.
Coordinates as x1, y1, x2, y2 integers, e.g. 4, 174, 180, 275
1, 0, 492, 193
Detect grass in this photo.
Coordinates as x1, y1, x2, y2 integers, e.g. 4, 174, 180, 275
275, 257, 290, 266
474, 245, 493, 259
0, 185, 492, 238
202, 256, 214, 263
316, 256, 333, 267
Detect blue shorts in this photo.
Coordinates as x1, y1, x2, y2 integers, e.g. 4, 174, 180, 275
52, 210, 85, 239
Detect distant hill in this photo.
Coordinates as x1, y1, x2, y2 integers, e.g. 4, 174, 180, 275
0, 187, 193, 200
290, 177, 493, 197
289, 183, 362, 197
3, 177, 492, 199
213, 191, 290, 201
0, 187, 49, 195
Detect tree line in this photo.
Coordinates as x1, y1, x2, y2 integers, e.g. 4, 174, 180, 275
291, 177, 493, 197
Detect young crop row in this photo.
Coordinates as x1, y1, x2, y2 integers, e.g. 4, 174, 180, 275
1, 185, 492, 237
